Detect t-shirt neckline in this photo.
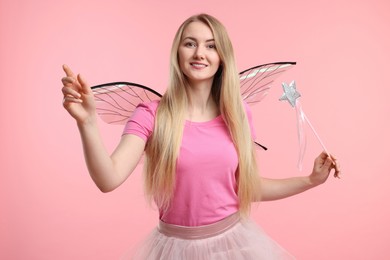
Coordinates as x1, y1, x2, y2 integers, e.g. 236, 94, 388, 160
185, 115, 223, 126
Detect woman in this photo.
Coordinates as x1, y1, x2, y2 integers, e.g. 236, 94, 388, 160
61, 13, 340, 259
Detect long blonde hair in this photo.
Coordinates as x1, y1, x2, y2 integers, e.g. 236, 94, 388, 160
144, 14, 261, 215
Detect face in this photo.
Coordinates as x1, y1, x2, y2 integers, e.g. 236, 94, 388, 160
178, 21, 221, 87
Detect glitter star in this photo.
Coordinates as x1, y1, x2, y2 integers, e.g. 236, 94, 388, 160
279, 80, 301, 107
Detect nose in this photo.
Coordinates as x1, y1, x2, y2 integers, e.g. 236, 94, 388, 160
193, 46, 205, 60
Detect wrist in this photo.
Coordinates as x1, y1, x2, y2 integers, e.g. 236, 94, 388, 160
76, 115, 98, 128
306, 175, 319, 188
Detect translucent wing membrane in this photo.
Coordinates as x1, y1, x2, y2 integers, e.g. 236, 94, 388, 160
92, 82, 162, 125
239, 62, 296, 105
239, 62, 296, 151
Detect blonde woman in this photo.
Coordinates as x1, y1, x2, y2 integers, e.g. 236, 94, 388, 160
61, 13, 340, 259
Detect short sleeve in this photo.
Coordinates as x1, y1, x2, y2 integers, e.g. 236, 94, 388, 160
122, 101, 159, 141
243, 101, 257, 140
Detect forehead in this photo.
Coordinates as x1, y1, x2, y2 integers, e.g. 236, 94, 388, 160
181, 21, 214, 41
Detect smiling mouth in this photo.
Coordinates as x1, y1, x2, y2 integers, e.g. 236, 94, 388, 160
190, 63, 208, 68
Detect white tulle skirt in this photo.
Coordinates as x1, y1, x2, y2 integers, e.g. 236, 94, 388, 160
123, 212, 295, 260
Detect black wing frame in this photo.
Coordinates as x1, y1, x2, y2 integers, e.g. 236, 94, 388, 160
92, 82, 162, 125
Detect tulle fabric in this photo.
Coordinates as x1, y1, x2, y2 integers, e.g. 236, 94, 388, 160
122, 213, 295, 260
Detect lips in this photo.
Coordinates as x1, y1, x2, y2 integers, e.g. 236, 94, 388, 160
190, 62, 208, 68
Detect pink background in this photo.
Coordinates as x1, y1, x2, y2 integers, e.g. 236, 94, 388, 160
1, 0, 389, 259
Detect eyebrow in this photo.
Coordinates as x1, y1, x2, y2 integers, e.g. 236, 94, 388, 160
182, 37, 215, 42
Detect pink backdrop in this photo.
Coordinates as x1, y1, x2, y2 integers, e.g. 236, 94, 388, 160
1, 0, 389, 259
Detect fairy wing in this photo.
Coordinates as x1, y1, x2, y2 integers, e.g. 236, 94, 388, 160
91, 82, 162, 125
239, 62, 296, 150
239, 61, 296, 105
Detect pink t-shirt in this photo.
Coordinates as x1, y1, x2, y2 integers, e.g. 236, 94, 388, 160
123, 100, 256, 226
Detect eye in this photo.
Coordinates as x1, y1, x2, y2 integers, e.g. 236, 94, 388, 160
184, 41, 197, 48
207, 43, 216, 49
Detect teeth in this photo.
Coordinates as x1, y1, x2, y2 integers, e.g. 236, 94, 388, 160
191, 63, 207, 67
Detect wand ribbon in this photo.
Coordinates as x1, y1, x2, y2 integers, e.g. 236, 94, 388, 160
279, 80, 332, 170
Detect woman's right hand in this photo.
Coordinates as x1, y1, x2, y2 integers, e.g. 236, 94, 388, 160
61, 64, 96, 124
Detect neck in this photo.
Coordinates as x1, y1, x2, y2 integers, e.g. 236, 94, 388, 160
186, 80, 219, 121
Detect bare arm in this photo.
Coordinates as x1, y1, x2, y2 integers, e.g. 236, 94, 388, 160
62, 65, 145, 192
77, 120, 145, 192
258, 152, 340, 201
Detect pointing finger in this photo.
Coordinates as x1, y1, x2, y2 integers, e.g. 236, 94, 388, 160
63, 64, 75, 78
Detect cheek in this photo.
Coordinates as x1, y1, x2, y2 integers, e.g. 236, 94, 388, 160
178, 59, 187, 75
213, 57, 221, 70
177, 51, 185, 69
212, 52, 221, 66
178, 49, 189, 66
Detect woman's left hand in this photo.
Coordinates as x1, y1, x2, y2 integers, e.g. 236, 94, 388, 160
309, 151, 341, 186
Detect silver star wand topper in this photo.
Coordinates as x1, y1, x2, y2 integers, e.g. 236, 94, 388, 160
279, 80, 332, 170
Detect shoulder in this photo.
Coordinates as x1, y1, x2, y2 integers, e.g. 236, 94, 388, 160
122, 100, 160, 139
130, 100, 160, 121
136, 100, 160, 115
